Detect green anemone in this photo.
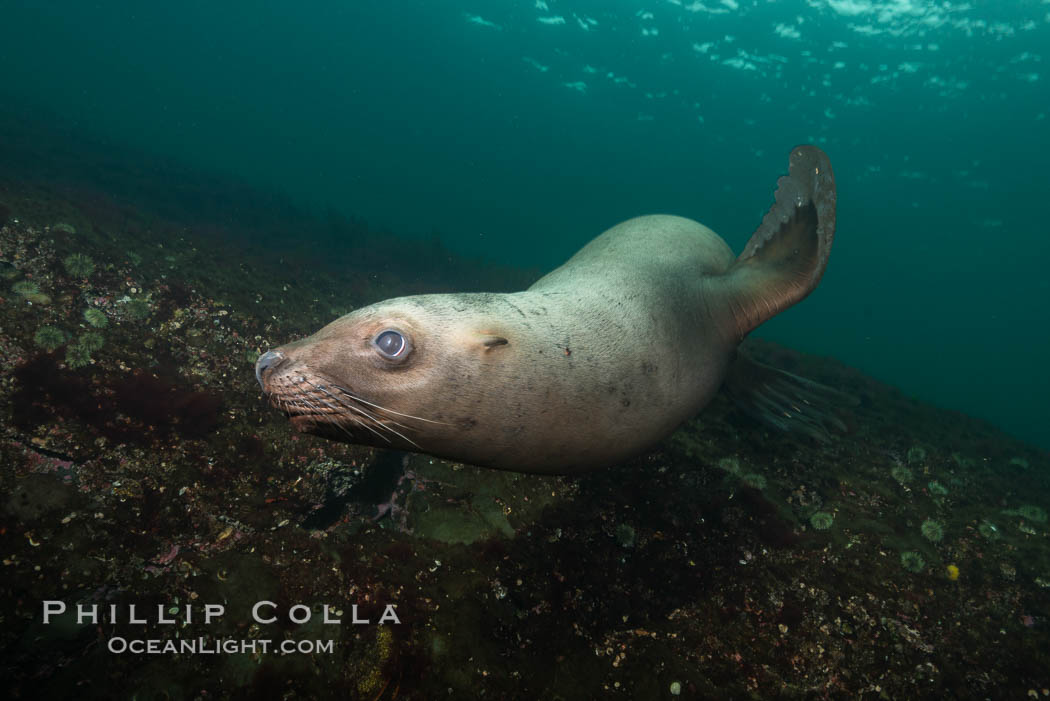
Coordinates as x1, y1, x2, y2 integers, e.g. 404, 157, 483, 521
741, 473, 767, 490
809, 511, 834, 530
927, 481, 949, 496
614, 523, 636, 549
77, 331, 105, 352
1018, 505, 1047, 523
33, 325, 67, 351
12, 280, 39, 296
125, 298, 152, 320
83, 308, 109, 328
63, 253, 95, 278
891, 465, 912, 484
920, 519, 945, 542
900, 551, 925, 573
65, 343, 93, 369
978, 521, 1000, 540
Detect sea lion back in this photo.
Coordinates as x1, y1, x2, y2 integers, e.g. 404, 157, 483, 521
529, 214, 735, 294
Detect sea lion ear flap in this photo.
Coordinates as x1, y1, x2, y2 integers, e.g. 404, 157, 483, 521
479, 335, 509, 350
722, 145, 836, 342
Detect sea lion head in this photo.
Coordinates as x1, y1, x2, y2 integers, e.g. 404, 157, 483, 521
255, 294, 509, 453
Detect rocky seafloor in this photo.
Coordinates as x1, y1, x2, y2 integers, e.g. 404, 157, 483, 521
1, 183, 1048, 700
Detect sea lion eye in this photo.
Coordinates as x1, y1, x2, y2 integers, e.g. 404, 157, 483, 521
373, 329, 407, 359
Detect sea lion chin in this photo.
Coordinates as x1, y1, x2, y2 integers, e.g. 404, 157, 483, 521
257, 145, 838, 475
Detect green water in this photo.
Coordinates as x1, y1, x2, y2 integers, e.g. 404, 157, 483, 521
1, 0, 1047, 448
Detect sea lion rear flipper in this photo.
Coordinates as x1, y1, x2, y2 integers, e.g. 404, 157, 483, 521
720, 145, 836, 342
723, 352, 854, 442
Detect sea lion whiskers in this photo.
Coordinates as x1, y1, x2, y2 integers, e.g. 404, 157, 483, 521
303, 379, 421, 448
329, 401, 422, 448
328, 383, 449, 426
325, 386, 415, 432
300, 390, 384, 438
287, 384, 396, 444
322, 406, 393, 444
266, 375, 389, 441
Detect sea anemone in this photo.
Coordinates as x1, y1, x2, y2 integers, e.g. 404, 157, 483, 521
614, 523, 636, 549
742, 473, 767, 490
77, 331, 105, 352
33, 325, 67, 351
12, 280, 39, 296
63, 253, 95, 278
83, 308, 109, 328
927, 481, 949, 497
809, 511, 834, 530
124, 298, 152, 320
978, 520, 1000, 540
65, 343, 93, 369
891, 465, 913, 485
900, 551, 925, 573
1018, 505, 1047, 523
921, 518, 945, 542
717, 457, 742, 475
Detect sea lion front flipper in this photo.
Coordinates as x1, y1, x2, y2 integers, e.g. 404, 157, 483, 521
722, 352, 854, 442
720, 145, 836, 342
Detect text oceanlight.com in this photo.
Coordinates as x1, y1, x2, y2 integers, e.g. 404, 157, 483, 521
107, 637, 335, 655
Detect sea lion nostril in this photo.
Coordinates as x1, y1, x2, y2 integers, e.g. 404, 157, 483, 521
255, 350, 286, 389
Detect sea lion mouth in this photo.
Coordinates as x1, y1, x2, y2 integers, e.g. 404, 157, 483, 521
265, 376, 398, 442
261, 369, 443, 448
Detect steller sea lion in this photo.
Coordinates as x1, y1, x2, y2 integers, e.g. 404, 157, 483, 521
256, 145, 839, 474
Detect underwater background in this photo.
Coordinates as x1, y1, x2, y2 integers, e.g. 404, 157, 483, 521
2, 0, 1047, 449
2, 1, 1050, 699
